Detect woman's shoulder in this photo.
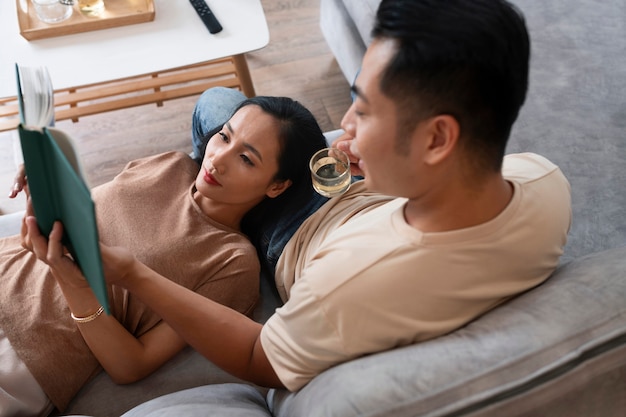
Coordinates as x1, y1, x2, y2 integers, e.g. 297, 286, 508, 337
93, 152, 198, 197
125, 151, 197, 171
115, 151, 198, 181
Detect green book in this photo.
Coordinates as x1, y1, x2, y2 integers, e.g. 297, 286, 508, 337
16, 63, 110, 315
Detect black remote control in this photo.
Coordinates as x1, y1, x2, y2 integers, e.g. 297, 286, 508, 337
189, 0, 223, 34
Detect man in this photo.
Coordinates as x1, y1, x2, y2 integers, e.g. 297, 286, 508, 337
29, 0, 571, 391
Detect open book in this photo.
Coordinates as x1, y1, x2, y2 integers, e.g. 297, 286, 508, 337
16, 64, 110, 314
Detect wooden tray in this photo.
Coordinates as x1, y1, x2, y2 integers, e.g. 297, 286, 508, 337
17, 0, 155, 41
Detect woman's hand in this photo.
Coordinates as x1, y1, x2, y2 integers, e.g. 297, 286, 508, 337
22, 199, 137, 288
20, 196, 39, 253
332, 132, 365, 177
9, 164, 27, 198
25, 217, 90, 290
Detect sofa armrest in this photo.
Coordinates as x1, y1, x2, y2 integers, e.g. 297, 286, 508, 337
324, 129, 345, 145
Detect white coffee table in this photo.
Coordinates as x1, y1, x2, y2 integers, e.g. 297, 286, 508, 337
0, 0, 269, 131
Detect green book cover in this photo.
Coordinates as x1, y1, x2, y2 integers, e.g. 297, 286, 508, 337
16, 64, 110, 314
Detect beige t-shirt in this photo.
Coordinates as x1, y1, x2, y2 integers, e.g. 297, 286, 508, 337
261, 152, 572, 391
0, 152, 260, 411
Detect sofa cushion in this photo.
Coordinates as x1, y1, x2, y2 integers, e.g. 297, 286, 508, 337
267, 246, 626, 416
341, 0, 378, 46
60, 347, 251, 417
320, 0, 368, 82
119, 384, 270, 417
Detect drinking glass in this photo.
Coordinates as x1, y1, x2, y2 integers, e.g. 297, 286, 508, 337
78, 0, 105, 16
32, 0, 73, 24
310, 148, 351, 198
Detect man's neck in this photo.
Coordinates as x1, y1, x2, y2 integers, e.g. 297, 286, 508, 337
403, 174, 513, 233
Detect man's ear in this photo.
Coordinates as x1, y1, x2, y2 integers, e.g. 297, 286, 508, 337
421, 114, 460, 165
265, 179, 293, 199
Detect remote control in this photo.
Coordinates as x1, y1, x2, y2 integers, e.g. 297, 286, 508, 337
189, 0, 223, 34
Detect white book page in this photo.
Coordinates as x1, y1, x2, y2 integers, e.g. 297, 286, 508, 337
18, 65, 54, 127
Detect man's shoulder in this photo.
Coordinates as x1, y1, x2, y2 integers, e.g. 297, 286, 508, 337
502, 152, 562, 182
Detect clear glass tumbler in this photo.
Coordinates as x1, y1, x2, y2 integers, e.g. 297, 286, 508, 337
310, 148, 352, 198
32, 0, 73, 24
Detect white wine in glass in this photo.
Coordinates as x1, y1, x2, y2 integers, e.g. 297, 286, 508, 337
310, 148, 351, 198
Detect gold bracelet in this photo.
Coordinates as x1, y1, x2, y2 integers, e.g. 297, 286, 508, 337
71, 306, 104, 323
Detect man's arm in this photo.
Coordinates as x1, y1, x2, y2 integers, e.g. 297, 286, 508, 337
99, 242, 284, 388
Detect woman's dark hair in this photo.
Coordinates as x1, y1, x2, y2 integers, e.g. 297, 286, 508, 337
373, 0, 530, 172
200, 96, 327, 268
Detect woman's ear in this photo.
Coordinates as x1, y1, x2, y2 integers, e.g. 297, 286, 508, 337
422, 114, 460, 166
265, 179, 293, 199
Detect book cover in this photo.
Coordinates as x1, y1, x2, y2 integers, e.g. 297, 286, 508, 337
16, 64, 110, 314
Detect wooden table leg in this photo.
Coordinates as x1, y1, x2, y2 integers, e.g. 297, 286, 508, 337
233, 54, 256, 97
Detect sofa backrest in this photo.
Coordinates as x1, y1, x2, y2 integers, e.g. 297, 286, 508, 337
268, 246, 626, 416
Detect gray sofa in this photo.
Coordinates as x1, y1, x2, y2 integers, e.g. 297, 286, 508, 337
1, 0, 624, 415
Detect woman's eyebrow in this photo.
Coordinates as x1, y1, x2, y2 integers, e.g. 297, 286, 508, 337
244, 143, 263, 162
226, 121, 263, 162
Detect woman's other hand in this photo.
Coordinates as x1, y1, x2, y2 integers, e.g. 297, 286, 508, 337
9, 164, 27, 198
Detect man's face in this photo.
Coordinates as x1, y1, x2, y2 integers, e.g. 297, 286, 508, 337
341, 38, 425, 197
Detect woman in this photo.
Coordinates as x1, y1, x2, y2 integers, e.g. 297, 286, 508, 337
1, 96, 327, 416
191, 87, 335, 274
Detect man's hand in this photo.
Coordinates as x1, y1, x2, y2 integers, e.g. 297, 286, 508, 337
332, 132, 365, 177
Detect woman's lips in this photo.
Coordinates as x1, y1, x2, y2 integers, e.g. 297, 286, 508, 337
203, 169, 222, 186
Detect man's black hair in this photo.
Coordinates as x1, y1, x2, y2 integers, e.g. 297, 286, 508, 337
373, 0, 530, 171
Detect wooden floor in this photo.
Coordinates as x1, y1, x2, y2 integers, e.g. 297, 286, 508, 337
0, 0, 352, 215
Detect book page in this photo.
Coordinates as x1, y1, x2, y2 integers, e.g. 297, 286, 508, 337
16, 64, 89, 184
16, 64, 55, 128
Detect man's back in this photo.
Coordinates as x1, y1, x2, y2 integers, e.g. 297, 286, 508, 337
264, 153, 571, 391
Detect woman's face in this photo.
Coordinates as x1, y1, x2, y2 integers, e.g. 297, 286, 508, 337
195, 105, 289, 212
